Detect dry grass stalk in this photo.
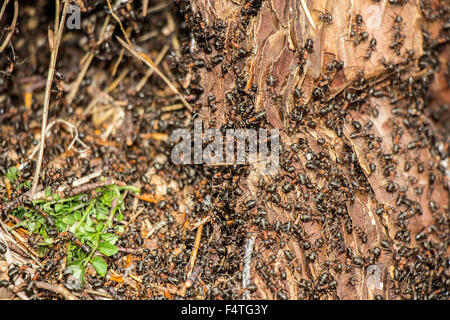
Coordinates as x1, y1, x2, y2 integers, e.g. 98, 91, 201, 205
0, 0, 18, 54
30, 0, 70, 198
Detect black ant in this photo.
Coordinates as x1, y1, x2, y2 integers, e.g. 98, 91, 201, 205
53, 72, 65, 101
364, 37, 377, 59
389, 0, 409, 6
350, 31, 369, 47
0, 44, 21, 79
299, 38, 314, 66
305, 38, 314, 53
325, 58, 344, 73
355, 14, 364, 26
364, 49, 372, 60
369, 37, 377, 50
393, 14, 403, 25
314, 9, 333, 25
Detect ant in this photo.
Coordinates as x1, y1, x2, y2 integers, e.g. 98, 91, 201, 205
314, 9, 333, 25
349, 31, 369, 47
324, 57, 344, 74
389, 0, 409, 6
305, 38, 314, 53
299, 38, 314, 66
0, 44, 23, 79
369, 37, 377, 50
355, 14, 364, 26
364, 37, 377, 60
364, 49, 372, 60
1, 55, 15, 79
53, 71, 65, 101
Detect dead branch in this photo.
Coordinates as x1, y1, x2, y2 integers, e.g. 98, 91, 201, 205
35, 281, 78, 300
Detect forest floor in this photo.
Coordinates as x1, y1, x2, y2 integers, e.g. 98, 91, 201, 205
0, 0, 206, 300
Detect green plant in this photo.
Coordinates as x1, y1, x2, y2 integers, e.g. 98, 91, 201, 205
10, 183, 139, 287
6, 166, 19, 183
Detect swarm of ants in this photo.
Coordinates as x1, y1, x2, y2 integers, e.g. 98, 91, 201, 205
0, 0, 448, 300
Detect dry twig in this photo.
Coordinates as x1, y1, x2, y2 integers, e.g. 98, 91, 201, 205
106, 0, 132, 46
30, 0, 70, 198
0, 0, 18, 54
0, 0, 10, 23
135, 44, 169, 92
187, 224, 203, 279
35, 281, 78, 300
116, 37, 193, 112
0, 220, 42, 267
85, 289, 113, 299
26, 119, 89, 162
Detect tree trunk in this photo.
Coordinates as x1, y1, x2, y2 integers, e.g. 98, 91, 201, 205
177, 0, 449, 299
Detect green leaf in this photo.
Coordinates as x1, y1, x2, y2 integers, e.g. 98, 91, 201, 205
6, 167, 19, 182
28, 221, 39, 233
118, 185, 140, 193
69, 223, 78, 234
39, 227, 48, 239
54, 203, 63, 213
9, 184, 128, 285
44, 188, 52, 199
38, 238, 54, 246
67, 263, 85, 289
10, 219, 28, 230
63, 214, 75, 226
85, 232, 98, 243
19, 181, 31, 190
96, 206, 108, 221
11, 206, 26, 219
91, 256, 108, 277
84, 218, 96, 233
98, 241, 118, 256
100, 188, 115, 206
74, 211, 82, 221
55, 220, 66, 232
96, 222, 104, 232
100, 233, 118, 245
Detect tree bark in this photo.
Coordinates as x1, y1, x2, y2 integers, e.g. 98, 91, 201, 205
178, 0, 449, 299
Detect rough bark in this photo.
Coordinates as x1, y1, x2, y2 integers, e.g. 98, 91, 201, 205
178, 0, 449, 299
